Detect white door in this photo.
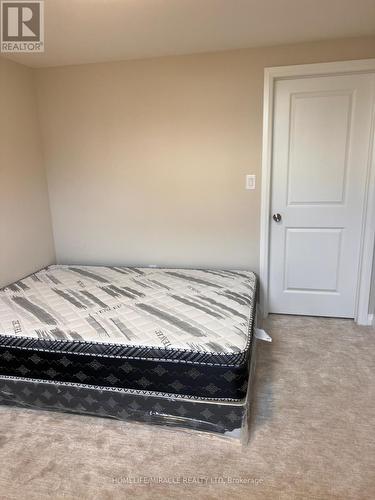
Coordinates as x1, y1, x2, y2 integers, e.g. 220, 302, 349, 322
269, 73, 375, 317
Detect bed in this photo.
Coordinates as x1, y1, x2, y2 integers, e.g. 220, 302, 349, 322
0, 265, 258, 436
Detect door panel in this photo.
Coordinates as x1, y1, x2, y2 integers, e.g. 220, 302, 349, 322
269, 73, 374, 317
288, 92, 352, 205
284, 228, 342, 292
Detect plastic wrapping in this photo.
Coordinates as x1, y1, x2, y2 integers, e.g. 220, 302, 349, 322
0, 377, 248, 438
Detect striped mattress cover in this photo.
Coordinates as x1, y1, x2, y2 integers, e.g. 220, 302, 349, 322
0, 266, 257, 401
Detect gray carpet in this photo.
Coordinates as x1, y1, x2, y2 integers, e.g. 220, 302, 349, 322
0, 314, 374, 499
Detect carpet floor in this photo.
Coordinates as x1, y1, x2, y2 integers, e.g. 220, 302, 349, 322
0, 314, 374, 499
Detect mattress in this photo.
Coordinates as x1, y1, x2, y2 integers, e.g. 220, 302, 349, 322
0, 266, 257, 401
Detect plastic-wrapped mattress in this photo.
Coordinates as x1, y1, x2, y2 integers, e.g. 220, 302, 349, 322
0, 266, 258, 437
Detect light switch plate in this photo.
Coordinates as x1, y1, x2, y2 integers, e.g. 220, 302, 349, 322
246, 174, 256, 190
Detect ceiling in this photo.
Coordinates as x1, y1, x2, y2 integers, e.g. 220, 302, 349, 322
4, 0, 375, 68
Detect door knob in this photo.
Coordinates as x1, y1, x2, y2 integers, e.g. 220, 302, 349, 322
273, 213, 282, 222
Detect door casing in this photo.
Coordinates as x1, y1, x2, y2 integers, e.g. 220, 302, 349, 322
260, 59, 375, 325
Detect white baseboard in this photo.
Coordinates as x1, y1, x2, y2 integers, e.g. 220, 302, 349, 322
352, 314, 374, 326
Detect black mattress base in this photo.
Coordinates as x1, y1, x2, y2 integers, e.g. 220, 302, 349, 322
0, 376, 249, 437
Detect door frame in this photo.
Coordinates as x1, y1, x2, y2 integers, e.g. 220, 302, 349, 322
260, 58, 375, 325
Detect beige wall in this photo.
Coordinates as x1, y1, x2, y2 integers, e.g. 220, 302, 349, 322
35, 36, 375, 270
0, 58, 55, 288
